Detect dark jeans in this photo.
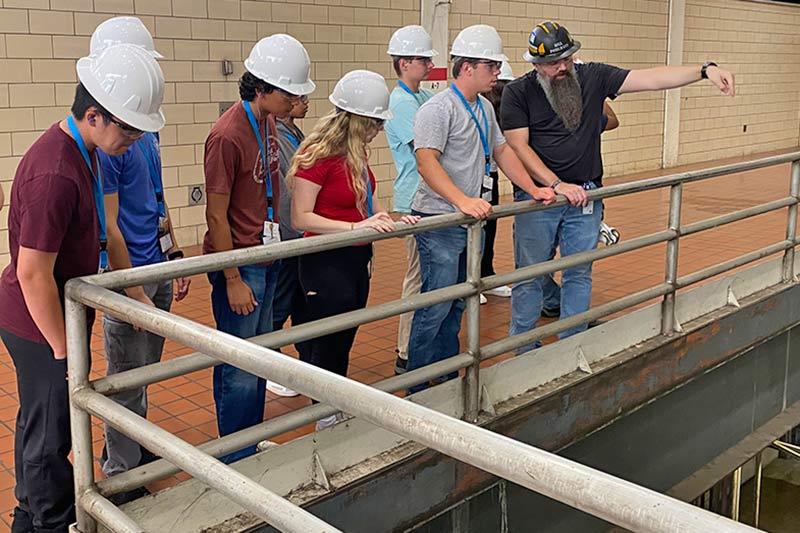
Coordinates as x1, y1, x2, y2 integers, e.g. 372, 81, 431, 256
294, 246, 371, 386
481, 170, 500, 277
272, 254, 304, 332
0, 329, 75, 533
208, 262, 280, 463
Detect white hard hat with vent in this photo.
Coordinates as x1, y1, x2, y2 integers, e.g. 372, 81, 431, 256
450, 24, 508, 62
245, 34, 316, 96
76, 43, 166, 132
387, 25, 438, 57
90, 16, 162, 58
498, 61, 515, 81
329, 70, 393, 121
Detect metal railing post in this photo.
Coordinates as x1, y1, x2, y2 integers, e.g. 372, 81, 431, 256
661, 183, 683, 335
464, 221, 483, 422
65, 297, 97, 533
782, 159, 800, 281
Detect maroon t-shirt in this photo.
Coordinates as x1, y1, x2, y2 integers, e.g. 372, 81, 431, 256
0, 123, 100, 344
202, 101, 281, 254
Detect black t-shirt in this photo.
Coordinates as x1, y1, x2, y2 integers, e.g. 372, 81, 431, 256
500, 62, 629, 185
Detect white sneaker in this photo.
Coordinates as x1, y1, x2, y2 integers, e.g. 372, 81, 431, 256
483, 285, 512, 298
479, 293, 488, 305
315, 412, 346, 431
266, 380, 299, 397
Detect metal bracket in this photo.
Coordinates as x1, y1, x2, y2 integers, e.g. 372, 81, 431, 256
727, 286, 741, 308
575, 347, 592, 374
480, 384, 497, 416
312, 451, 332, 492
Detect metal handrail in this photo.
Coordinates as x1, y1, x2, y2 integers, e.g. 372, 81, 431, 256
65, 152, 800, 532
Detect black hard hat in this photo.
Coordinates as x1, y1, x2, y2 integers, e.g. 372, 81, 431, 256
523, 21, 581, 64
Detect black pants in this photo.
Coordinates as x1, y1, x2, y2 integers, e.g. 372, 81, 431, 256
294, 246, 371, 381
0, 329, 75, 533
481, 170, 501, 277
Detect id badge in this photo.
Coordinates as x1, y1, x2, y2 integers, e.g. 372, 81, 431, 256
481, 174, 493, 202
582, 202, 594, 216
263, 221, 281, 245
157, 217, 173, 253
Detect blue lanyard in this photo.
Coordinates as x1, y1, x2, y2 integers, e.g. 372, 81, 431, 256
362, 166, 373, 217
242, 101, 274, 221
66, 116, 108, 270
450, 84, 491, 176
284, 131, 300, 150
398, 80, 423, 105
136, 134, 166, 218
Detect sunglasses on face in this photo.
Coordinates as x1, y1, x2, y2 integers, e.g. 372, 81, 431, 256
106, 115, 145, 139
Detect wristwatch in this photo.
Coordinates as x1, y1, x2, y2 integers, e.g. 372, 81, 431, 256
701, 61, 718, 79
168, 250, 184, 261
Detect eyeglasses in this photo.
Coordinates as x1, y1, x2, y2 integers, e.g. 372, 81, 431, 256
475, 60, 502, 72
410, 56, 434, 65
106, 115, 145, 139
541, 56, 573, 68
276, 87, 302, 102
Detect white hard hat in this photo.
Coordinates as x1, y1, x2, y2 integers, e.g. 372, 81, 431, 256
244, 34, 316, 96
387, 25, 438, 57
76, 43, 166, 132
90, 16, 162, 58
498, 61, 515, 81
329, 70, 393, 121
450, 24, 508, 62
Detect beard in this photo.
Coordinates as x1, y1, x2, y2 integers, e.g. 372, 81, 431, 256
537, 65, 583, 133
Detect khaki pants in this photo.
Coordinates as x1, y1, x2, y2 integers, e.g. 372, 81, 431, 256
397, 235, 422, 359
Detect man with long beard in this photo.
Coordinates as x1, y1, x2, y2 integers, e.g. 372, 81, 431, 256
502, 20, 734, 352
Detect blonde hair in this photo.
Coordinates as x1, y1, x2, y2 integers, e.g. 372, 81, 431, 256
287, 109, 377, 217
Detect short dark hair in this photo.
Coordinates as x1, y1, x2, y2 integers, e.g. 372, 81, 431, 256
451, 56, 478, 79
239, 71, 276, 101
391, 56, 404, 76
70, 82, 111, 121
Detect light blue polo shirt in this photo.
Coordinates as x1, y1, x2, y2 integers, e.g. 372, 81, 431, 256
385, 85, 434, 213
98, 133, 165, 267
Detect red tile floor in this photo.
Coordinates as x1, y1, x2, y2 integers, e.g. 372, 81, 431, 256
0, 149, 797, 530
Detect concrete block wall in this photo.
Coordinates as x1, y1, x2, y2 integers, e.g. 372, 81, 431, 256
678, 0, 800, 165
0, 0, 798, 269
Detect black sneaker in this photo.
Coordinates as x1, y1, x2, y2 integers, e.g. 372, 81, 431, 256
10, 507, 33, 533
108, 486, 150, 506
394, 355, 408, 375
541, 307, 560, 318
588, 319, 604, 328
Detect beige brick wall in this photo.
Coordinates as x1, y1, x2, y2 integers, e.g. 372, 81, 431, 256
678, 0, 800, 164
0, 0, 798, 270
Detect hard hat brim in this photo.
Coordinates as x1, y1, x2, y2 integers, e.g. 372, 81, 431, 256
523, 41, 581, 64
451, 51, 509, 63
244, 59, 317, 96
150, 49, 164, 59
385, 48, 439, 57
328, 95, 393, 121
77, 58, 166, 132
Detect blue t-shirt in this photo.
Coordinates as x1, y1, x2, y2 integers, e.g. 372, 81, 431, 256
385, 85, 434, 213
98, 132, 165, 267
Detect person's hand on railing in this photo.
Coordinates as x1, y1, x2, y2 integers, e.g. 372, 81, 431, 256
226, 277, 258, 316
398, 214, 421, 226
553, 182, 588, 207
456, 197, 492, 219
354, 212, 396, 233
531, 185, 557, 205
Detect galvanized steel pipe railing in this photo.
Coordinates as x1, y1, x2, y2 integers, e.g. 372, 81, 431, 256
68, 280, 760, 533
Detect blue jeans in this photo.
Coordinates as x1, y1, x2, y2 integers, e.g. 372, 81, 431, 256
407, 219, 468, 394
510, 185, 603, 352
208, 262, 279, 463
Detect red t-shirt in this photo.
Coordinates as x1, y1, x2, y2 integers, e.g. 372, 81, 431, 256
0, 123, 100, 344
294, 155, 376, 238
202, 101, 281, 254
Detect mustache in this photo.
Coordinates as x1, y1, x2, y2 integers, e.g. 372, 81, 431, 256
538, 67, 583, 133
